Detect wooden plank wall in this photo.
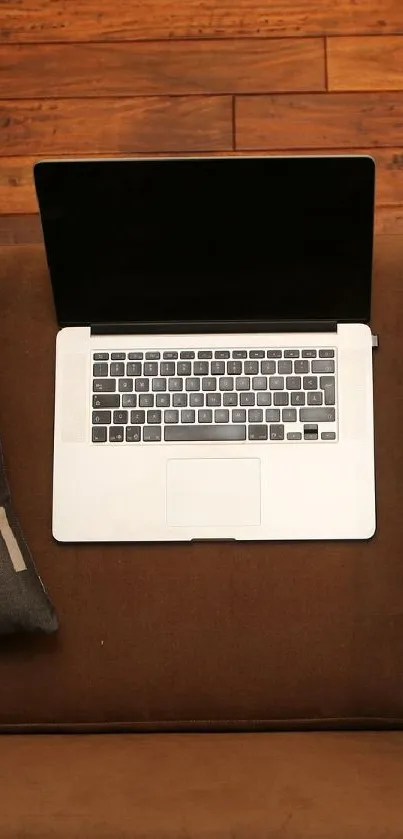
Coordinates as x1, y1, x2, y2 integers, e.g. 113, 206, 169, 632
1, 0, 403, 242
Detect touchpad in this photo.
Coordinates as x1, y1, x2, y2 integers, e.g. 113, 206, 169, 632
166, 458, 261, 528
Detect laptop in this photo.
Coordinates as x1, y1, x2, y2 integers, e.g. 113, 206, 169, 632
34, 155, 376, 542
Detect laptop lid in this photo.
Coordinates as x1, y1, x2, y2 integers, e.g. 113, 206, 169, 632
34, 155, 375, 331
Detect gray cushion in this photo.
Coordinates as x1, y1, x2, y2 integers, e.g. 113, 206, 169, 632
0, 441, 58, 635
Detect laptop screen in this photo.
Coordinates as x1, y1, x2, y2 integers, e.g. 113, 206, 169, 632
34, 156, 375, 328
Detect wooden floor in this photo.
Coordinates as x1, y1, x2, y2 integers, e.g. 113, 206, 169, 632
1, 0, 403, 242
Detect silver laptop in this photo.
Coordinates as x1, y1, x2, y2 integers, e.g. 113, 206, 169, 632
34, 155, 376, 542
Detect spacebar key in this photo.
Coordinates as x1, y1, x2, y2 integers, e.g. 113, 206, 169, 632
164, 425, 246, 441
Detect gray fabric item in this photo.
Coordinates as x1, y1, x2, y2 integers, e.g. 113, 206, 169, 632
0, 441, 58, 635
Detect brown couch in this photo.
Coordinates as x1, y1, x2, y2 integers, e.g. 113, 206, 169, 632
1, 237, 403, 838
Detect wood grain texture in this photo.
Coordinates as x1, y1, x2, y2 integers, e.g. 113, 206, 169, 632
2, 148, 403, 215
328, 36, 403, 90
235, 93, 403, 150
2, 0, 403, 43
0, 97, 232, 155
0, 39, 325, 98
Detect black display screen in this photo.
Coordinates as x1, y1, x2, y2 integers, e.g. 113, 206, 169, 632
34, 156, 375, 328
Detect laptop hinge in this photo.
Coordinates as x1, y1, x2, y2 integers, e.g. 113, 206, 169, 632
90, 320, 338, 336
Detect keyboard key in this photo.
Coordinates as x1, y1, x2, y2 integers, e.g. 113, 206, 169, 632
113, 410, 128, 424
232, 409, 246, 422
144, 362, 158, 376
248, 424, 267, 440
320, 376, 336, 405
128, 352, 143, 360
161, 362, 175, 376
156, 394, 170, 407
92, 426, 107, 442
211, 361, 225, 375
126, 426, 141, 442
252, 376, 267, 391
321, 431, 336, 440
291, 392, 305, 406
278, 360, 292, 374
93, 379, 116, 392
304, 423, 318, 441
93, 362, 108, 377
319, 349, 335, 358
145, 352, 160, 360
177, 362, 192, 376
266, 409, 280, 422
165, 410, 179, 424
165, 425, 246, 441
236, 377, 250, 391
215, 409, 229, 423
287, 432, 302, 440
163, 351, 178, 360
274, 393, 288, 406
294, 360, 309, 374
147, 410, 161, 424
286, 376, 301, 390
168, 378, 183, 391
127, 362, 141, 376
257, 392, 271, 406
111, 353, 126, 360
303, 376, 317, 390
198, 351, 213, 359
118, 378, 133, 392
312, 360, 335, 374
109, 426, 124, 442
173, 393, 188, 408
180, 351, 195, 359
228, 361, 242, 375
199, 409, 212, 423
110, 362, 124, 376
194, 361, 209, 375
302, 349, 317, 358
267, 350, 282, 358
215, 350, 230, 359
270, 424, 284, 440
181, 409, 195, 423
219, 377, 234, 391
240, 393, 255, 406
92, 410, 111, 424
93, 394, 120, 408
244, 361, 258, 375
202, 377, 217, 391
135, 378, 149, 392
261, 361, 276, 375
307, 392, 323, 405
143, 426, 162, 442
131, 410, 145, 424
300, 408, 336, 422
152, 378, 167, 392
282, 408, 297, 422
122, 394, 136, 408
223, 393, 238, 406
284, 349, 299, 358
186, 378, 201, 391
94, 353, 109, 361
233, 350, 247, 359
248, 409, 263, 423
207, 393, 221, 407
269, 376, 284, 390
190, 393, 204, 407
249, 350, 265, 358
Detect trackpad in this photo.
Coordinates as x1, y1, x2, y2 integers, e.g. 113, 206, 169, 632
167, 458, 261, 527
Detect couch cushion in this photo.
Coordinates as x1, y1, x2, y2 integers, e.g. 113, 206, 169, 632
1, 732, 403, 839
0, 238, 402, 731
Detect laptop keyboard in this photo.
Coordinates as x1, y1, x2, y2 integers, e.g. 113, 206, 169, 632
91, 348, 337, 444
